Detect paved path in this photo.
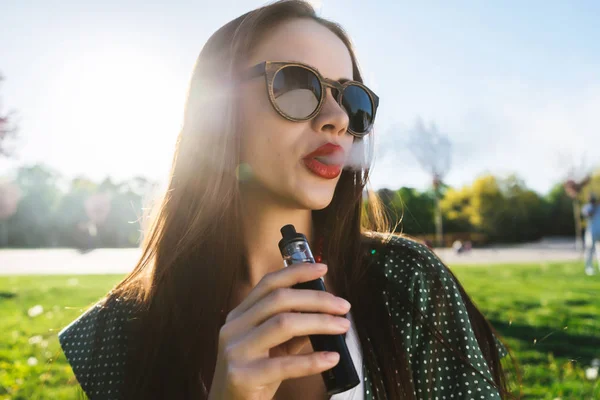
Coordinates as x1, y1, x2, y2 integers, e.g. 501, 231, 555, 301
435, 247, 582, 265
0, 239, 586, 275
0, 248, 142, 275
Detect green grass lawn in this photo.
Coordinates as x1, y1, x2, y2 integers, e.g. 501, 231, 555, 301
0, 262, 599, 399
451, 261, 600, 399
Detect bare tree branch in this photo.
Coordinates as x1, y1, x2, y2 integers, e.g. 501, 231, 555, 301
407, 117, 452, 182
0, 73, 18, 158
406, 117, 453, 247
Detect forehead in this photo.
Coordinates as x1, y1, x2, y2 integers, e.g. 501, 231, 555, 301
248, 18, 354, 82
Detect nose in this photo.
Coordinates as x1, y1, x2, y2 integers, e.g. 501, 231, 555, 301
311, 88, 349, 136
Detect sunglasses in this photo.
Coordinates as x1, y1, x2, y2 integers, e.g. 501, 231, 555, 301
240, 61, 379, 137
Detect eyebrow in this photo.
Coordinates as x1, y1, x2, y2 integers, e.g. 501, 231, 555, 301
283, 59, 353, 82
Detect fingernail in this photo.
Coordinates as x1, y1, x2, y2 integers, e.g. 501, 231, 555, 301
336, 317, 350, 328
337, 299, 351, 310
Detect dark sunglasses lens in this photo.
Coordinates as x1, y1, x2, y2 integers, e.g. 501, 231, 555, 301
342, 85, 374, 134
272, 66, 321, 119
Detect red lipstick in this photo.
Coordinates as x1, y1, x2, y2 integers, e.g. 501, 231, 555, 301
302, 143, 344, 179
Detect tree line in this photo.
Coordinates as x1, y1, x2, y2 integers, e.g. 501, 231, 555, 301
0, 164, 157, 249
373, 172, 600, 246
1, 164, 599, 249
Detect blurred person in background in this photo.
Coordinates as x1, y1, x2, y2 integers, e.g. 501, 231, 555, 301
58, 1, 516, 399
582, 193, 600, 276
452, 239, 463, 254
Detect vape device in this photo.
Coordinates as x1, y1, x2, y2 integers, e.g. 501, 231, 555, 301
278, 224, 360, 395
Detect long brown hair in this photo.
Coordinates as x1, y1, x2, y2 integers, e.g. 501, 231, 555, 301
105, 1, 517, 398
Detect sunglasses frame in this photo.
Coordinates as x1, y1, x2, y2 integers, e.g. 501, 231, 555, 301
242, 61, 379, 137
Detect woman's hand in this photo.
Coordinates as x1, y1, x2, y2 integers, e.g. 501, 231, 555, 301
208, 263, 351, 400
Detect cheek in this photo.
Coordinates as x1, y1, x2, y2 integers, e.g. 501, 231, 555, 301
239, 93, 292, 171
239, 89, 271, 157
239, 84, 305, 161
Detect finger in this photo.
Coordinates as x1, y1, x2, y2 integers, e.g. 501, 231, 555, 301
227, 263, 327, 322
235, 312, 350, 359
244, 352, 340, 386
270, 335, 310, 358
226, 287, 350, 338
284, 335, 310, 355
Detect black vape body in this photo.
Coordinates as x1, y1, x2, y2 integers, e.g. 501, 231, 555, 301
278, 224, 360, 395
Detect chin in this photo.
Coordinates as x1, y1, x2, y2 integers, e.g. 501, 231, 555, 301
295, 182, 338, 210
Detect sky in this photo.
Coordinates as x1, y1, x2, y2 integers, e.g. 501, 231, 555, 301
1, 0, 599, 194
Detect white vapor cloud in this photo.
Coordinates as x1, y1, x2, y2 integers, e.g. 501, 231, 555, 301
369, 78, 600, 194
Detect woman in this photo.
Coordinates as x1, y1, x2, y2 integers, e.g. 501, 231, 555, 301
59, 1, 515, 399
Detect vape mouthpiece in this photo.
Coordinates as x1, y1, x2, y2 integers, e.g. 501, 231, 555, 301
278, 224, 308, 253
281, 224, 297, 238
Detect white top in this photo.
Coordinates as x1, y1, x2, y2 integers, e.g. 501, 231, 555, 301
330, 310, 365, 400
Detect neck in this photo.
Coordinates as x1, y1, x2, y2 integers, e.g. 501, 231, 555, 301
239, 185, 314, 288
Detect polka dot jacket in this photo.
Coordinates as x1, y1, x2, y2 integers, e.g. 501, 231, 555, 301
59, 235, 508, 399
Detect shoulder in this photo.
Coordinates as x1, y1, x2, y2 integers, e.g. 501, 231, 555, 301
364, 233, 507, 396
362, 232, 460, 322
363, 231, 439, 264
59, 295, 139, 399
363, 231, 509, 359
368, 233, 471, 327
363, 232, 448, 292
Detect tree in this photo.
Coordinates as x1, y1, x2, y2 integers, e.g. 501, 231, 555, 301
0, 180, 22, 247
95, 177, 155, 248
407, 117, 452, 246
0, 164, 159, 248
54, 176, 98, 248
6, 165, 62, 247
394, 187, 436, 235
457, 174, 505, 240
375, 187, 437, 235
439, 185, 474, 233
0, 73, 17, 157
440, 174, 547, 243
545, 183, 575, 237
500, 174, 547, 242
